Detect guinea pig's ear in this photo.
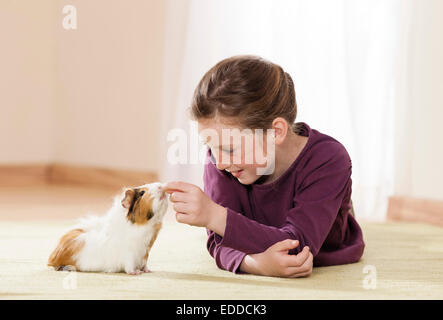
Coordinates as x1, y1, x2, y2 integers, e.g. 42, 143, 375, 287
121, 189, 136, 209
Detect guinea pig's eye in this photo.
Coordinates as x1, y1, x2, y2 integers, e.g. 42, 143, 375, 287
139, 191, 145, 197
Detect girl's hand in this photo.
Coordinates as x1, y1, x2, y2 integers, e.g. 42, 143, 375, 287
241, 239, 313, 278
164, 181, 227, 232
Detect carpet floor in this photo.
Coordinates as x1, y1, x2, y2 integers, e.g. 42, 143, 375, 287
0, 185, 442, 299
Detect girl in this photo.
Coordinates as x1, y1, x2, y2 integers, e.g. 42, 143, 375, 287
165, 55, 365, 278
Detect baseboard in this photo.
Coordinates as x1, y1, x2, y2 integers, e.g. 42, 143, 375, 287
0, 164, 50, 186
0, 163, 158, 189
387, 196, 443, 227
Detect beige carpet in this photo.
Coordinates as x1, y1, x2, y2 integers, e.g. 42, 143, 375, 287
0, 185, 442, 299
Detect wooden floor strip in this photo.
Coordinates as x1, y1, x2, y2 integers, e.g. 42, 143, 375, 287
0, 164, 158, 189
387, 196, 443, 227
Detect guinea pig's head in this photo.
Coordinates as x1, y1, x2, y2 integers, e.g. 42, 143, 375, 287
121, 182, 168, 225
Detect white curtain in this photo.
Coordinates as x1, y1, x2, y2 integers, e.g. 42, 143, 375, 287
160, 0, 412, 221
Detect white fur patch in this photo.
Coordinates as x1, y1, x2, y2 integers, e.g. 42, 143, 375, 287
70, 182, 168, 273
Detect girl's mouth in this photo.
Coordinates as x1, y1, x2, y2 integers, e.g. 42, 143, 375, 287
231, 169, 243, 178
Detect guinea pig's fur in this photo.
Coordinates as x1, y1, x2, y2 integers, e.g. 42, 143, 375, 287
47, 182, 168, 275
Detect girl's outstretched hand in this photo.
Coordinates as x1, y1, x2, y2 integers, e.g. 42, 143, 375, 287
241, 239, 313, 278
164, 181, 227, 233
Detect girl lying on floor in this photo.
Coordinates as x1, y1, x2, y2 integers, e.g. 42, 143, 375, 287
164, 55, 365, 278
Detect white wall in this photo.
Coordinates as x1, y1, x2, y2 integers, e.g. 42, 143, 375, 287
1, 0, 443, 202
394, 0, 443, 201
0, 1, 56, 164
0, 0, 165, 173
54, 0, 165, 172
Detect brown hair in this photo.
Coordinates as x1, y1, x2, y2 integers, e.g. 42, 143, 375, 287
190, 55, 299, 132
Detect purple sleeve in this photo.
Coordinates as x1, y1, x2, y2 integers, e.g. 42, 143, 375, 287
217, 143, 352, 257
205, 228, 247, 274
203, 157, 247, 274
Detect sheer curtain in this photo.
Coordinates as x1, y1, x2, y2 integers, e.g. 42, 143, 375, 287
160, 0, 412, 221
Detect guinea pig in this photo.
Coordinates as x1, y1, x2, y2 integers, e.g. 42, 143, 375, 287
47, 182, 168, 275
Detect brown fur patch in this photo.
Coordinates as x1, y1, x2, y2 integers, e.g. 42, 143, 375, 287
47, 228, 85, 271
143, 222, 162, 264
124, 187, 155, 225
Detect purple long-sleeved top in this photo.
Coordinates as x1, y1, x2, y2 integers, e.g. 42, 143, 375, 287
203, 122, 365, 274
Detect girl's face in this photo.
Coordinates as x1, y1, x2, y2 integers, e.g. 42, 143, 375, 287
198, 118, 275, 185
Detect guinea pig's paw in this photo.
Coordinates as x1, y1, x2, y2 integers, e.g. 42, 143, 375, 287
126, 269, 142, 276
142, 266, 152, 273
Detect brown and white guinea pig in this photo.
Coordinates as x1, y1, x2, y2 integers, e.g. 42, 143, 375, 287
47, 182, 168, 275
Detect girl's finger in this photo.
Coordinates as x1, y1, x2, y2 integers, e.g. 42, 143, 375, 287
169, 191, 188, 203
175, 212, 190, 224
288, 269, 312, 278
172, 202, 191, 214
270, 239, 299, 252
164, 181, 195, 194
286, 251, 313, 276
284, 246, 310, 267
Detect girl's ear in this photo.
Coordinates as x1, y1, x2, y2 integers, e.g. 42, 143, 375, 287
121, 189, 136, 209
271, 117, 289, 144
